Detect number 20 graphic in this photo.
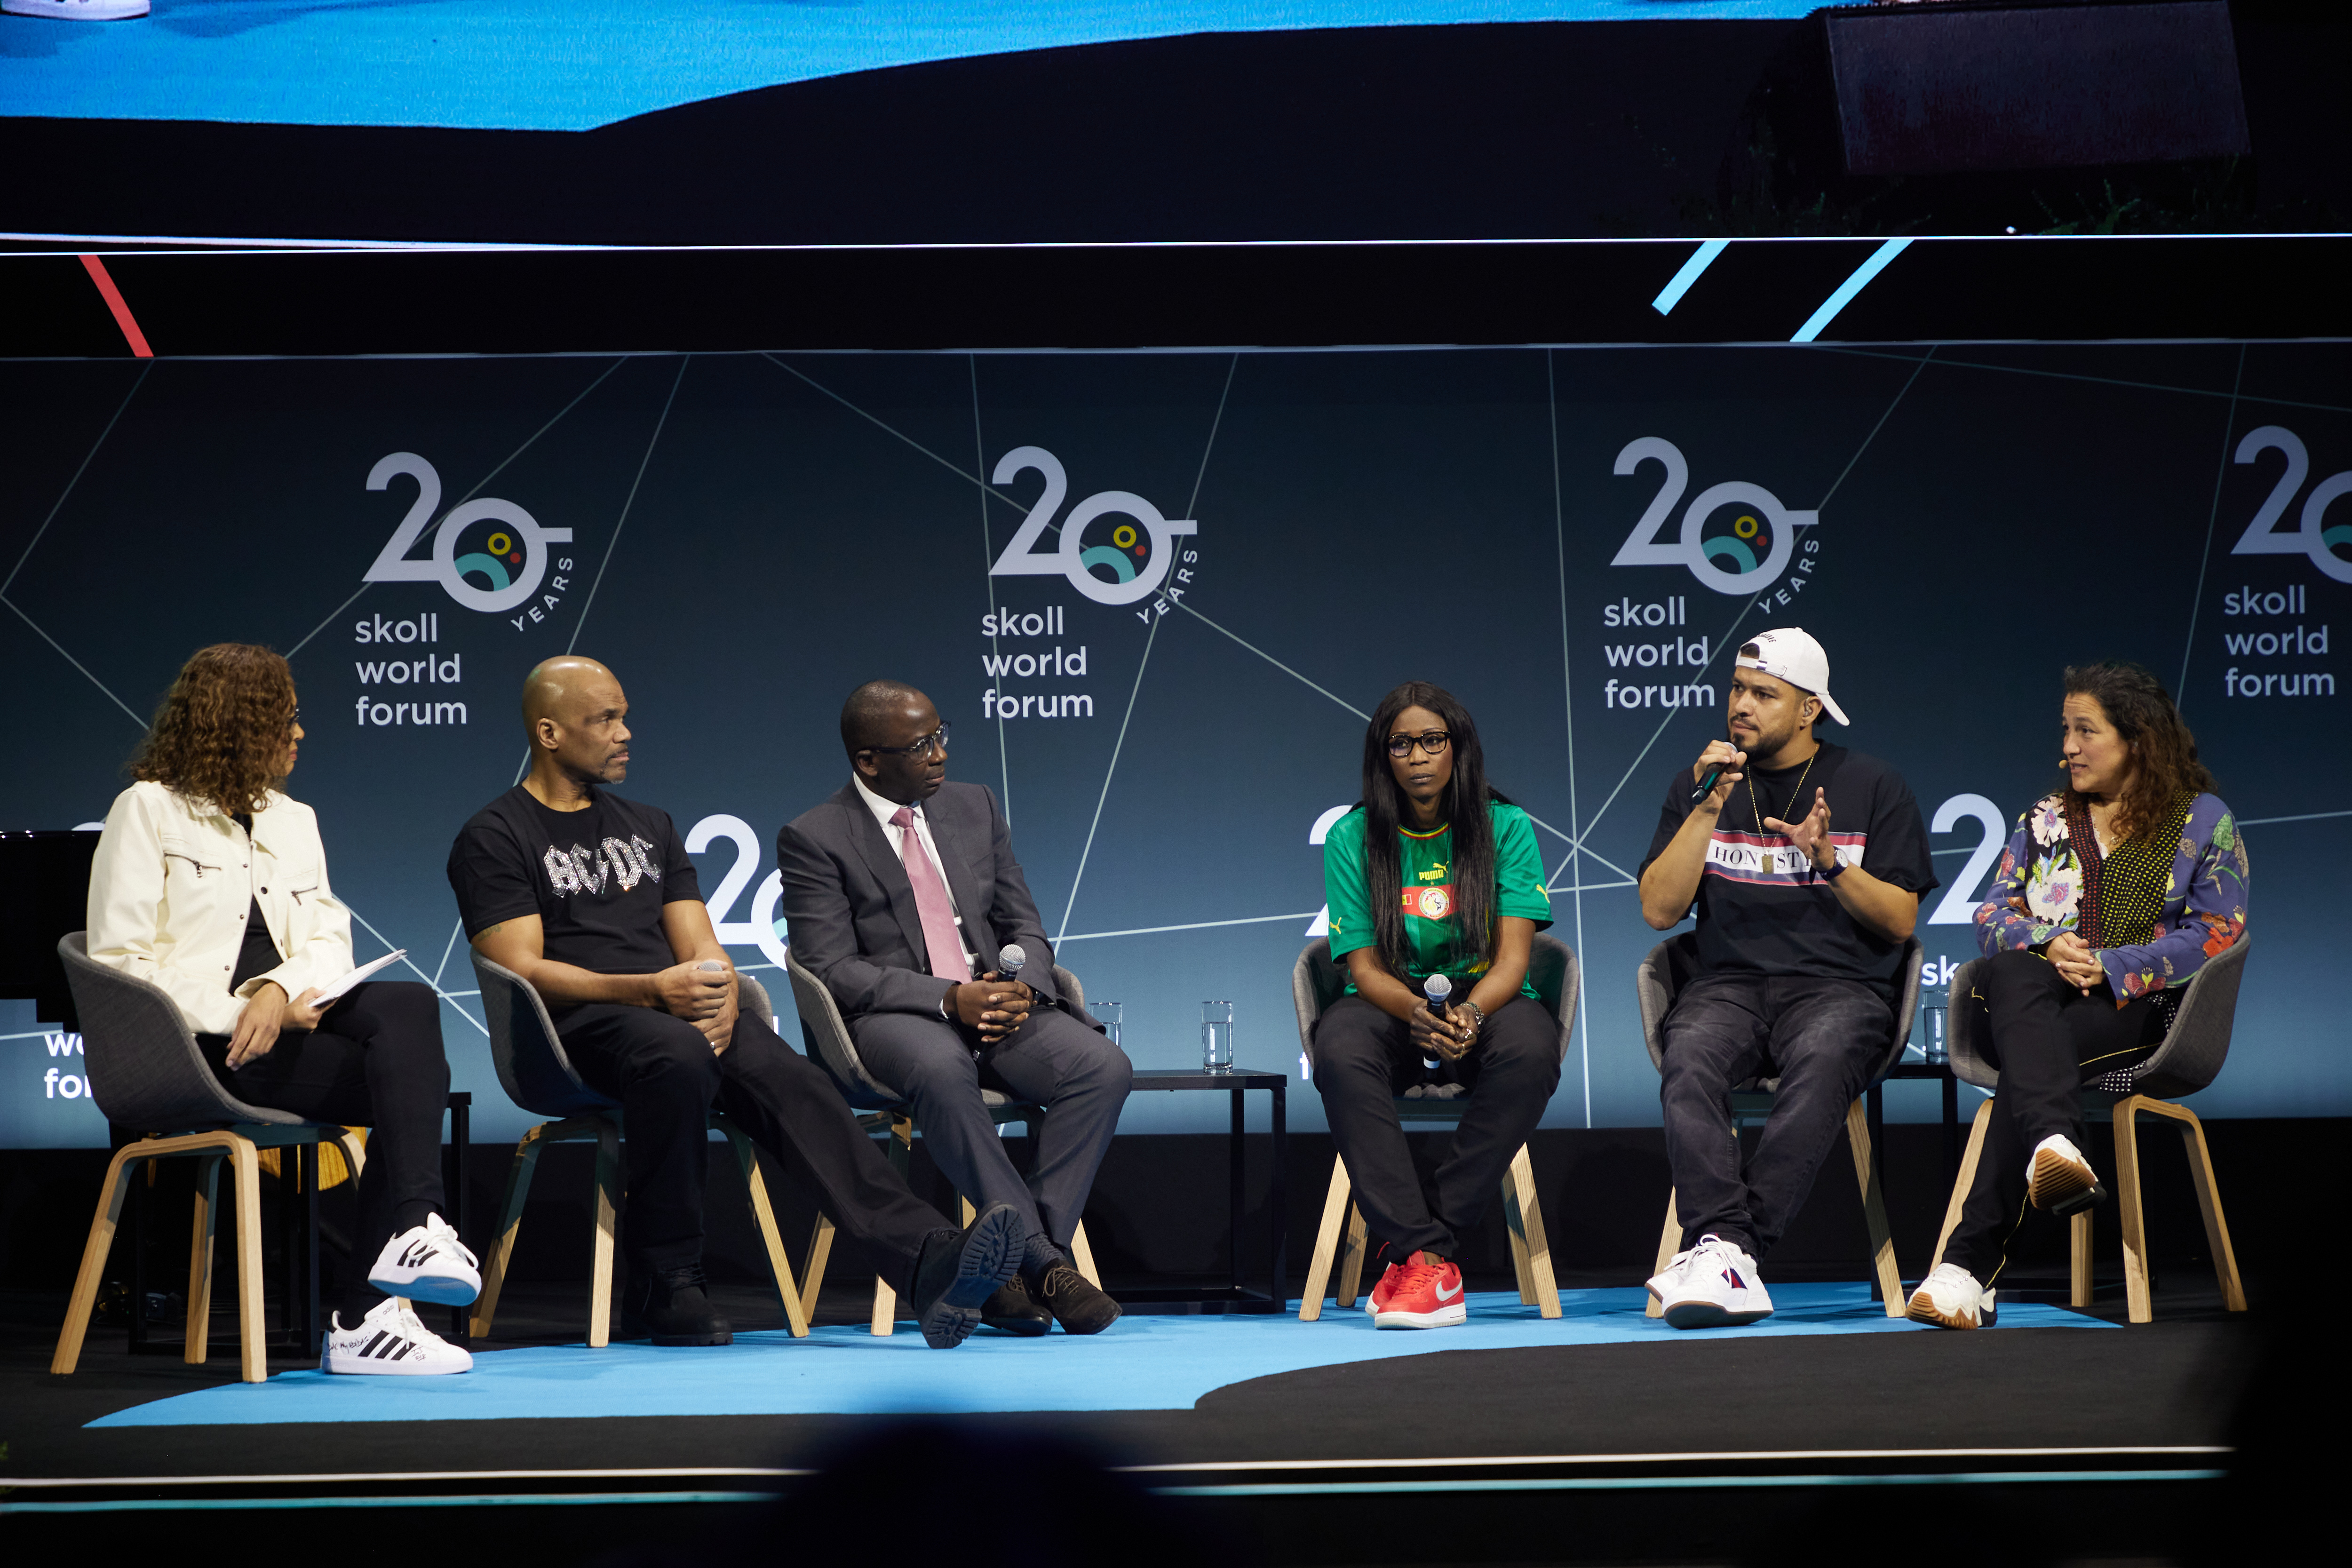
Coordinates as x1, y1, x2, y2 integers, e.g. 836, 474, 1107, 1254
686, 814, 789, 971
2233, 426, 2352, 584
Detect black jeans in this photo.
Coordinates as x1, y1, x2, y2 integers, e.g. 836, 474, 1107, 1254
1658, 972, 1891, 1259
1942, 947, 2168, 1283
199, 979, 450, 1318
1311, 993, 1560, 1259
555, 1003, 952, 1295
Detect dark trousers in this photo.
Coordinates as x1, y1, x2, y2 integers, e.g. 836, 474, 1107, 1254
850, 1004, 1130, 1250
199, 979, 449, 1318
1943, 947, 2168, 1283
1311, 994, 1560, 1259
555, 1003, 951, 1295
1658, 972, 1891, 1259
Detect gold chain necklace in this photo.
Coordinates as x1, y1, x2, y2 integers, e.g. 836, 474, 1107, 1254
1747, 752, 1816, 876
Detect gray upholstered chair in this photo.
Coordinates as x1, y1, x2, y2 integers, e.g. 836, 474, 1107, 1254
784, 948, 1102, 1335
51, 932, 368, 1384
468, 951, 810, 1345
1636, 931, 1923, 1319
1927, 934, 2251, 1322
1292, 933, 1580, 1321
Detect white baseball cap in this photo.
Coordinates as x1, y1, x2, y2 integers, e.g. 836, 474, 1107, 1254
1735, 627, 1850, 726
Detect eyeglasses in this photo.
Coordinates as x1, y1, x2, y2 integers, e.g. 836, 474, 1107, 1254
865, 721, 950, 760
1386, 731, 1452, 758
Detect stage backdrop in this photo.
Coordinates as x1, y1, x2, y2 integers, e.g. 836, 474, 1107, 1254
4, 344, 2345, 1146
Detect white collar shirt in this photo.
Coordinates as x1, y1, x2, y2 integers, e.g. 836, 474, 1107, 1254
852, 773, 973, 970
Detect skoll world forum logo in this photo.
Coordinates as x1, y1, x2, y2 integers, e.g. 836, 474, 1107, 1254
360, 452, 574, 617
986, 446, 1196, 607
1608, 437, 1817, 597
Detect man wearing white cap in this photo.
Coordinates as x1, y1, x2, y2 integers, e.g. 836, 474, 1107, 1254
1635, 628, 1937, 1329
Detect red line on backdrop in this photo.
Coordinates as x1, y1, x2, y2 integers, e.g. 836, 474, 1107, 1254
78, 255, 154, 358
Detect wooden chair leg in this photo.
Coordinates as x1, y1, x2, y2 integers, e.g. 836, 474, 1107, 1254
1297, 1156, 1353, 1321
1845, 1098, 1904, 1318
185, 1151, 224, 1366
588, 1118, 621, 1348
230, 1138, 267, 1384
720, 1120, 809, 1337
958, 1195, 977, 1227
800, 1214, 836, 1313
872, 1118, 914, 1335
53, 1142, 140, 1374
2070, 1212, 2094, 1308
1503, 1144, 1561, 1318
1929, 1098, 1995, 1273
1645, 1191, 1681, 1319
2114, 1097, 2153, 1324
2151, 1101, 2247, 1312
1335, 1201, 1370, 1308
470, 1123, 547, 1340
1069, 1220, 1101, 1289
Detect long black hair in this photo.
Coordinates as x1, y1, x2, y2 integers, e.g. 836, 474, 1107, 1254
1357, 681, 1512, 981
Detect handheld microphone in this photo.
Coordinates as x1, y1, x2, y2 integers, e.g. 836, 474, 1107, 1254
1422, 972, 1452, 1016
996, 943, 1027, 979
1688, 744, 1740, 806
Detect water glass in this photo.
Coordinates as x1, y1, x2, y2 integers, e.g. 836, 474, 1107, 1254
1202, 1000, 1234, 1073
1093, 1002, 1122, 1048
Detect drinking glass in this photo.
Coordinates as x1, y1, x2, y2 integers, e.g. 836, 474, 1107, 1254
1202, 1000, 1234, 1072
1093, 1002, 1122, 1048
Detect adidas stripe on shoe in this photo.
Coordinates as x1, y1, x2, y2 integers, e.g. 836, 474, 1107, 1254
366, 1213, 481, 1306
322, 1297, 473, 1376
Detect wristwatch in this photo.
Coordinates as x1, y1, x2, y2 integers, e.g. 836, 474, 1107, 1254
1816, 855, 1847, 883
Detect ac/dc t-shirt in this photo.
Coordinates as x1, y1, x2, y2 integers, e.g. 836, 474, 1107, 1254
1637, 743, 1936, 999
446, 785, 701, 989
1323, 801, 1553, 999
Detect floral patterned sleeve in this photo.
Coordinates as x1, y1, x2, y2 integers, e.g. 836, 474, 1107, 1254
1973, 798, 2076, 956
2098, 799, 2250, 1004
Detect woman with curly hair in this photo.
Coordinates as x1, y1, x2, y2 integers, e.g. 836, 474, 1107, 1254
1313, 681, 1557, 1329
87, 643, 477, 1375
1907, 661, 2249, 1330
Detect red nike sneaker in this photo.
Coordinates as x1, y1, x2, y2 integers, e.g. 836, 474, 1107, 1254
1364, 1261, 1405, 1317
1373, 1258, 1467, 1329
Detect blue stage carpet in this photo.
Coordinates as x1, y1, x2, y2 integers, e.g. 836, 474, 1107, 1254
0, 1, 1820, 133
90, 1285, 2108, 1427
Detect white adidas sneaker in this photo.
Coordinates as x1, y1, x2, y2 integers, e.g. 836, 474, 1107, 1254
323, 1297, 474, 1376
1907, 1262, 1998, 1330
1650, 1234, 1774, 1329
366, 1213, 481, 1306
2027, 1133, 2107, 1216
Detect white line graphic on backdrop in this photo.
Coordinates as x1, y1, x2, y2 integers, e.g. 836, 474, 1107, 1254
2177, 344, 2249, 703
2, 361, 151, 597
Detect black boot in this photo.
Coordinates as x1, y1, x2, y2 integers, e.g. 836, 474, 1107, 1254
978, 1273, 1053, 1337
625, 1263, 732, 1346
909, 1201, 1023, 1349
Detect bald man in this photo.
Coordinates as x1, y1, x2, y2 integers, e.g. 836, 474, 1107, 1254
446, 658, 1024, 1349
777, 681, 1129, 1337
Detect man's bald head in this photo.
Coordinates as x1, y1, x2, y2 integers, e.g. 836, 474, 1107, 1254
520, 656, 633, 796
521, 656, 616, 734
840, 680, 930, 757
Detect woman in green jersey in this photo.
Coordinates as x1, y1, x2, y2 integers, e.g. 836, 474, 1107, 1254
1315, 681, 1559, 1329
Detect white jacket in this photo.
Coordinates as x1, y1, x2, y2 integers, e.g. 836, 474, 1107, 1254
86, 780, 356, 1037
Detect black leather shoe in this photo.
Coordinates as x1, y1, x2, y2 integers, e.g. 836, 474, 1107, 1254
978, 1274, 1053, 1337
623, 1264, 732, 1346
910, 1201, 1023, 1349
1037, 1261, 1122, 1335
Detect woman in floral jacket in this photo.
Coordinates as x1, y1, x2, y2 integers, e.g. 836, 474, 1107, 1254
1907, 661, 2248, 1330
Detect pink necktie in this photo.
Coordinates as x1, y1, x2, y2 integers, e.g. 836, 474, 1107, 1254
892, 806, 971, 982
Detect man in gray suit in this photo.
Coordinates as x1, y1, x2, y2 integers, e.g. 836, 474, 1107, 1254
777, 680, 1129, 1336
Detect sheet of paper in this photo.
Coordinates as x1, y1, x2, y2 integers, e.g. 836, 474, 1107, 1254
316, 949, 405, 1004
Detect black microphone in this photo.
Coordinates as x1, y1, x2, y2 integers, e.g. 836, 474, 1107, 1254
1688, 745, 1742, 806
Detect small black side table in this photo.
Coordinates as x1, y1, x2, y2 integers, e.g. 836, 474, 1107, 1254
1869, 1062, 1961, 1188
1115, 1066, 1288, 1314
